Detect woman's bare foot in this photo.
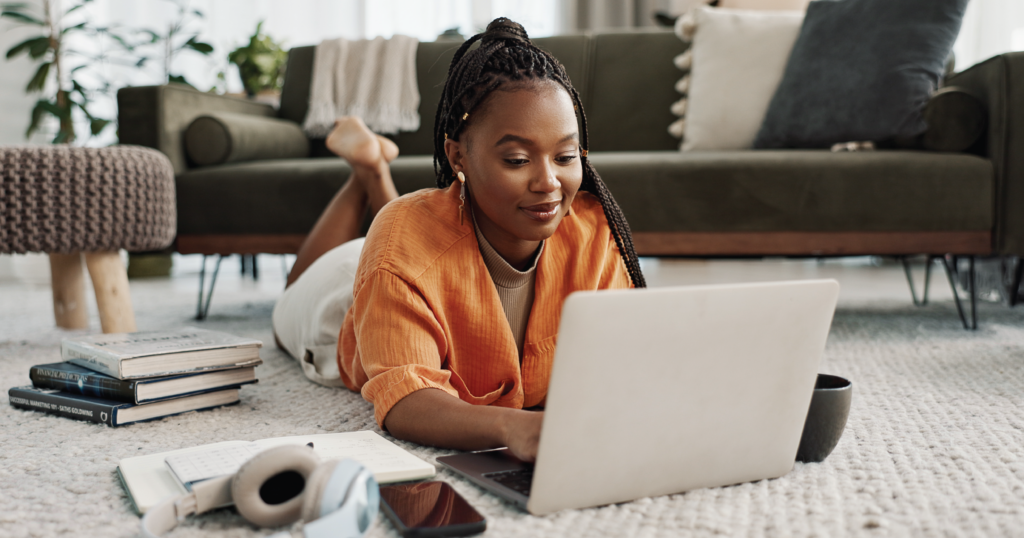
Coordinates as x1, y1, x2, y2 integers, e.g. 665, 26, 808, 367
326, 117, 381, 167
377, 135, 399, 163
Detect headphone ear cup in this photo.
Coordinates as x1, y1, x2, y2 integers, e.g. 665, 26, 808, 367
231, 445, 320, 528
300, 460, 340, 524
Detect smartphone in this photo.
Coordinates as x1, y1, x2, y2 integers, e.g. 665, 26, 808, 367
379, 481, 487, 537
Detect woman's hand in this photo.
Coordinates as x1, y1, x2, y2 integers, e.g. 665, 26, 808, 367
384, 388, 545, 460
502, 409, 544, 462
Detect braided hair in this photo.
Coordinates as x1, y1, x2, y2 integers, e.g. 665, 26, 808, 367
432, 17, 646, 288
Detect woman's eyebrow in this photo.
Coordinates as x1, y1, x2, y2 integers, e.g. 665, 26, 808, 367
494, 132, 579, 147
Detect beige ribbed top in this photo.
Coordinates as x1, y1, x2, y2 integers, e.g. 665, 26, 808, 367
473, 211, 542, 359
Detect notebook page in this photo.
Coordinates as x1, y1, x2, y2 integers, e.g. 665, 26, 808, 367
255, 431, 436, 483
117, 440, 249, 514
164, 443, 263, 489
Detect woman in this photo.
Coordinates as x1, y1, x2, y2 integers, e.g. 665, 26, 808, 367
273, 18, 646, 462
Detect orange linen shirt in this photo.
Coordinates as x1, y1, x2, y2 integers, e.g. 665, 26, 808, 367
337, 183, 632, 427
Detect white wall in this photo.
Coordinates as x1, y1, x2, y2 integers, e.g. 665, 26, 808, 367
954, 0, 1024, 70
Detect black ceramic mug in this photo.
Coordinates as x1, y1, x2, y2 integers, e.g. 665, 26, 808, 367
796, 374, 852, 463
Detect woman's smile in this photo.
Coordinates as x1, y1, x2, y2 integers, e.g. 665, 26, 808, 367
520, 200, 561, 222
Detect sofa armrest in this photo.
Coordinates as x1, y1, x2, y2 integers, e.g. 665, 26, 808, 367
946, 52, 1024, 255
117, 84, 276, 175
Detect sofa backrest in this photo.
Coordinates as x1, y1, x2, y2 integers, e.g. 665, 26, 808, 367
278, 29, 687, 156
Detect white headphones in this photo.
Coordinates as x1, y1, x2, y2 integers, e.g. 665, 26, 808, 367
140, 444, 379, 538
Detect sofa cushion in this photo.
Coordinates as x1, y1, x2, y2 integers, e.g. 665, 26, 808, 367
184, 112, 309, 166
176, 151, 991, 237
590, 150, 992, 233
681, 7, 803, 151
754, 0, 970, 149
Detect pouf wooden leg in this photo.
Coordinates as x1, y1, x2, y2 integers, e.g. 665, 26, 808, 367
49, 253, 89, 330
84, 251, 137, 333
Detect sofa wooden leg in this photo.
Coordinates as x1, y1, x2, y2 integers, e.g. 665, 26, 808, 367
84, 251, 137, 334
49, 252, 89, 330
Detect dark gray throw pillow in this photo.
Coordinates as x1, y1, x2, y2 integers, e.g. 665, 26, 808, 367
753, 0, 969, 149
184, 112, 310, 167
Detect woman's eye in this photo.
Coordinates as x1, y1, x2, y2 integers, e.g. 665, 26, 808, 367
505, 158, 529, 165
557, 155, 578, 164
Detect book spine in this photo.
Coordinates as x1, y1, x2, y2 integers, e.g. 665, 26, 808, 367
30, 366, 137, 403
62, 341, 122, 378
8, 388, 117, 426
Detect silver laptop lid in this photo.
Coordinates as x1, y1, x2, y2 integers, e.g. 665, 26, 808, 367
528, 279, 840, 515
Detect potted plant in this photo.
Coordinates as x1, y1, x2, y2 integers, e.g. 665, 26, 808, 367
228, 21, 287, 101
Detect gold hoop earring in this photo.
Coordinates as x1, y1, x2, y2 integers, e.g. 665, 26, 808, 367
457, 171, 467, 225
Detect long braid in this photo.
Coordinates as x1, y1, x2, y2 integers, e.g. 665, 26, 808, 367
433, 18, 646, 288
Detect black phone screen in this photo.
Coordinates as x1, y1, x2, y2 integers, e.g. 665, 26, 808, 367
380, 481, 485, 532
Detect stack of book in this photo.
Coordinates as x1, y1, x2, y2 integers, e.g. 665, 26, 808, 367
8, 327, 262, 427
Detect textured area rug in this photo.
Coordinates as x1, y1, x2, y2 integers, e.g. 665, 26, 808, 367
2, 259, 1024, 537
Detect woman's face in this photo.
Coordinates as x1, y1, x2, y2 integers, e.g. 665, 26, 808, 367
444, 81, 583, 264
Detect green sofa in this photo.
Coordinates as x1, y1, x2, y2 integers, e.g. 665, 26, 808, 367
117, 30, 1021, 261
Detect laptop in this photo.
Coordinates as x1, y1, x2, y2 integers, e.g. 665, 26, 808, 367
437, 279, 840, 516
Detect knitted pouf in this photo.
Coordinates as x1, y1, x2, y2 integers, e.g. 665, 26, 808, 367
0, 145, 176, 333
0, 145, 175, 254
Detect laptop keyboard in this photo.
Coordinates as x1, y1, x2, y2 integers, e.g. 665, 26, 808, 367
484, 468, 534, 496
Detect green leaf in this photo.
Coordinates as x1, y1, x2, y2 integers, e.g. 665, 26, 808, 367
25, 61, 50, 92
167, 74, 195, 88
183, 35, 212, 54
0, 10, 43, 25
71, 79, 88, 100
5, 36, 49, 59
61, 21, 87, 34
108, 33, 134, 50
25, 99, 49, 138
89, 118, 110, 135
39, 99, 65, 118
186, 40, 213, 54
191, 9, 203, 18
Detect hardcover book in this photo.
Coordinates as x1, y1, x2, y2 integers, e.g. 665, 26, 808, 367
61, 327, 262, 379
117, 431, 437, 514
8, 385, 240, 426
29, 362, 258, 404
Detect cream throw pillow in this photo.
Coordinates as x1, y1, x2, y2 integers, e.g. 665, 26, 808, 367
681, 7, 804, 151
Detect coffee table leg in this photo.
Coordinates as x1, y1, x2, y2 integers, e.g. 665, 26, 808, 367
84, 251, 137, 333
49, 253, 89, 330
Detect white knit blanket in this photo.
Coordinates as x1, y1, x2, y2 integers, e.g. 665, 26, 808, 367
303, 35, 420, 136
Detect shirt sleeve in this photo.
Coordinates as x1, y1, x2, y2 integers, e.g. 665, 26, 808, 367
350, 268, 460, 428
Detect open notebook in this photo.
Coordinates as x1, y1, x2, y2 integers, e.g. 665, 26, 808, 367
117, 431, 436, 514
